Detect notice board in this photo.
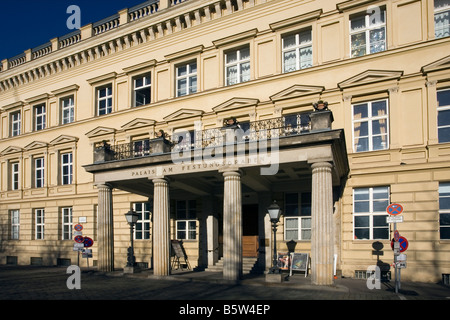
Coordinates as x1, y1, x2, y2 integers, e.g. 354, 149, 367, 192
290, 253, 309, 277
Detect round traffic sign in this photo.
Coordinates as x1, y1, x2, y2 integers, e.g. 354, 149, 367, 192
386, 203, 403, 216
391, 236, 408, 252
84, 237, 94, 248
74, 235, 84, 243
74, 224, 83, 231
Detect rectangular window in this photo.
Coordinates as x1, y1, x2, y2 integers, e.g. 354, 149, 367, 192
435, 0, 450, 39
34, 157, 45, 188
176, 61, 197, 97
282, 29, 313, 73
437, 89, 450, 143
133, 74, 151, 107
176, 200, 196, 240
61, 96, 75, 124
133, 202, 151, 240
11, 209, 20, 240
133, 139, 150, 157
62, 207, 73, 240
350, 8, 386, 57
439, 182, 450, 239
352, 99, 389, 152
11, 111, 21, 136
61, 152, 73, 185
225, 46, 250, 86
34, 104, 46, 131
284, 192, 311, 240
35, 208, 45, 240
97, 85, 113, 115
10, 162, 19, 190
353, 187, 389, 240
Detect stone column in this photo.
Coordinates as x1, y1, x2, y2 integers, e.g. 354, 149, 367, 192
222, 169, 243, 281
152, 177, 170, 276
310, 162, 334, 286
97, 183, 114, 272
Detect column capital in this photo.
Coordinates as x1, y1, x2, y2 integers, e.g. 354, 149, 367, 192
95, 182, 113, 189
219, 166, 243, 177
310, 161, 333, 170
152, 177, 170, 185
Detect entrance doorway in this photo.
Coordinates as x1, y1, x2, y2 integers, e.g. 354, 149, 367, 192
243, 204, 259, 257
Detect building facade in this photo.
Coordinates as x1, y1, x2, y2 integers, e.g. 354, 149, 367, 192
1, 0, 449, 284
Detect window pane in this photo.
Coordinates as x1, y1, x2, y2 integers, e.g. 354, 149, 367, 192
283, 34, 296, 49
283, 51, 297, 73
438, 109, 450, 127
373, 215, 388, 227
369, 28, 386, 53
351, 33, 366, 57
354, 104, 368, 119
226, 65, 238, 85
373, 227, 389, 240
355, 215, 369, 227
189, 76, 197, 94
285, 218, 298, 229
240, 62, 250, 82
438, 127, 450, 143
437, 90, 450, 107
300, 47, 313, 68
355, 228, 369, 240
286, 230, 298, 240
226, 51, 237, 64
372, 135, 388, 151
240, 47, 250, 60
351, 15, 366, 31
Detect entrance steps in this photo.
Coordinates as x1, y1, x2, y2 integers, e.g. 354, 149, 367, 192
205, 257, 264, 275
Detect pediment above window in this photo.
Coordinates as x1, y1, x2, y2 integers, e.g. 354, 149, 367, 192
212, 97, 259, 113
163, 109, 204, 122
85, 126, 116, 138
121, 118, 156, 131
270, 85, 325, 102
421, 55, 450, 75
50, 135, 79, 146
338, 70, 403, 89
24, 141, 49, 151
0, 146, 23, 156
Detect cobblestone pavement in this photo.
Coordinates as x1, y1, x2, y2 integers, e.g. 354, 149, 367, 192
0, 265, 449, 316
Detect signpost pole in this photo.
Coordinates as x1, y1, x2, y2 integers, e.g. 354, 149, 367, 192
394, 221, 399, 294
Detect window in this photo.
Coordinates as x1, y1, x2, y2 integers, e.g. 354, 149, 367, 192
34, 104, 46, 131
11, 111, 21, 136
133, 202, 151, 240
176, 200, 196, 240
350, 8, 386, 57
133, 139, 150, 157
353, 187, 389, 240
11, 209, 20, 240
352, 99, 389, 152
62, 207, 73, 240
97, 85, 113, 115
225, 46, 250, 86
61, 152, 73, 185
10, 162, 19, 190
61, 96, 75, 124
439, 182, 450, 239
435, 0, 450, 39
133, 74, 151, 107
284, 192, 311, 240
34, 157, 45, 188
176, 61, 197, 97
437, 89, 450, 143
282, 29, 313, 73
35, 208, 45, 240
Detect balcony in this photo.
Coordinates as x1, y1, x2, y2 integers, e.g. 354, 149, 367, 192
93, 110, 334, 163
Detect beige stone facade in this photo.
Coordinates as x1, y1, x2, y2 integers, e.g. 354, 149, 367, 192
1, 0, 450, 284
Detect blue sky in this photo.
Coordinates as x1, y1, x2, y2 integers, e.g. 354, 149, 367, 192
0, 0, 147, 61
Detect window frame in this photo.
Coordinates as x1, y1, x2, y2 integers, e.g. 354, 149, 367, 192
133, 202, 152, 240
10, 161, 20, 191
349, 7, 387, 58
60, 95, 75, 125
96, 84, 113, 116
175, 200, 197, 240
225, 45, 251, 86
35, 208, 45, 240
353, 186, 390, 240
61, 152, 73, 185
437, 88, 450, 143
61, 207, 73, 240
10, 209, 20, 240
34, 157, 45, 188
10, 111, 21, 137
352, 98, 390, 153
176, 60, 198, 97
281, 28, 313, 73
439, 182, 450, 240
283, 192, 312, 241
133, 73, 152, 107
434, 0, 450, 39
34, 103, 46, 131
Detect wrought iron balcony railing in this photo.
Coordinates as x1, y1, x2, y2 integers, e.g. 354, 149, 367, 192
93, 112, 318, 163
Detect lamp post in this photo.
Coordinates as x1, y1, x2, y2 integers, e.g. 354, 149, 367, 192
124, 209, 139, 273
267, 201, 282, 274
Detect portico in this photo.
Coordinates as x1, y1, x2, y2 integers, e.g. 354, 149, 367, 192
84, 119, 349, 285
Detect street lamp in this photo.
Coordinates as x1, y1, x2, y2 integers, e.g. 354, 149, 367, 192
124, 210, 139, 271
267, 201, 282, 274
